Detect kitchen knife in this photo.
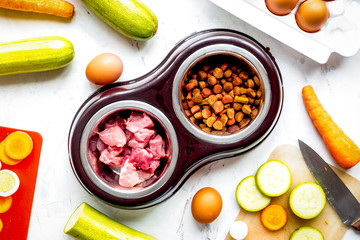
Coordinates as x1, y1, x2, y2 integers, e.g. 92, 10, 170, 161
298, 139, 360, 230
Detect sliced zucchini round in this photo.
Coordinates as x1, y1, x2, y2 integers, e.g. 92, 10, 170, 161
255, 160, 292, 197
290, 226, 324, 240
289, 182, 326, 219
236, 175, 271, 212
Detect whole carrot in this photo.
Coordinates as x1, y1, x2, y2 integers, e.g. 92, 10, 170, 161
302, 85, 360, 169
0, 0, 74, 18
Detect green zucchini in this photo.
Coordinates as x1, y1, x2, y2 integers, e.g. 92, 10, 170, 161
82, 0, 158, 41
0, 36, 74, 76
255, 160, 292, 197
289, 182, 326, 219
236, 175, 271, 212
64, 202, 157, 240
290, 226, 324, 240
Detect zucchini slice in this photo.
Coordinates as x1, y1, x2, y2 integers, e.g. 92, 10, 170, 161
236, 175, 271, 212
255, 160, 292, 197
290, 226, 324, 240
289, 182, 326, 219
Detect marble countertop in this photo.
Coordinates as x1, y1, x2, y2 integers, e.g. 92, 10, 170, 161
1, 0, 360, 239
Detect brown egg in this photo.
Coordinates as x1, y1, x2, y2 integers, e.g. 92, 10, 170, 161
295, 0, 329, 33
265, 0, 298, 16
191, 187, 222, 224
86, 53, 123, 85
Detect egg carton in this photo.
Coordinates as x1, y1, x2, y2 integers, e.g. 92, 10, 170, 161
209, 0, 360, 63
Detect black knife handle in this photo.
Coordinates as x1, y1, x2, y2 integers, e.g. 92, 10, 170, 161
352, 217, 360, 230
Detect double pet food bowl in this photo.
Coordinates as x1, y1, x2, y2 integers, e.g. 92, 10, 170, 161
68, 29, 283, 209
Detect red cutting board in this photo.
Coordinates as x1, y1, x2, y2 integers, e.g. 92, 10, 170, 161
0, 126, 42, 240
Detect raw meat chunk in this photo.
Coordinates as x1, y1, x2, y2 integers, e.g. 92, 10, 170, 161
128, 137, 148, 149
127, 128, 155, 149
119, 159, 154, 188
115, 116, 127, 129
88, 150, 100, 174
126, 112, 154, 133
149, 134, 166, 158
99, 125, 127, 147
134, 128, 155, 143
119, 159, 141, 187
88, 135, 98, 152
137, 170, 153, 183
96, 138, 107, 152
99, 147, 123, 166
129, 149, 157, 172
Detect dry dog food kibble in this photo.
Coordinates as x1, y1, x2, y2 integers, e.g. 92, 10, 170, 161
181, 58, 263, 135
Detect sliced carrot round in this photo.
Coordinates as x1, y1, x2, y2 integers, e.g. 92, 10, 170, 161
0, 196, 12, 213
4, 131, 33, 160
0, 142, 23, 166
0, 218, 3, 232
260, 204, 287, 231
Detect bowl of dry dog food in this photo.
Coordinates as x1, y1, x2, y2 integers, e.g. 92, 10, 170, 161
173, 43, 272, 145
69, 29, 283, 209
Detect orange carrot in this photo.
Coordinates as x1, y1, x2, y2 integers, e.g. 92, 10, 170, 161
0, 196, 12, 213
0, 142, 22, 166
302, 85, 360, 169
0, 0, 74, 18
4, 131, 33, 160
260, 205, 287, 231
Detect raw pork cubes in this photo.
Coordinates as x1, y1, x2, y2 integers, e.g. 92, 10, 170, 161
88, 111, 167, 188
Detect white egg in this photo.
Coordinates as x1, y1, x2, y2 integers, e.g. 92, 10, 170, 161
0, 170, 20, 197
229, 221, 248, 240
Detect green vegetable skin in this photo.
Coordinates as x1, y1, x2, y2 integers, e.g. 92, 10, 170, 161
64, 202, 157, 240
236, 175, 271, 212
289, 182, 326, 219
290, 226, 324, 240
0, 36, 74, 76
255, 160, 292, 197
82, 0, 158, 40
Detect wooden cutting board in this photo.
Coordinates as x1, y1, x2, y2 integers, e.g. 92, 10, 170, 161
0, 126, 43, 240
225, 144, 360, 240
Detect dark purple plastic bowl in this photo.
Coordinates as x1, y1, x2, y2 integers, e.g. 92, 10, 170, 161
68, 29, 283, 209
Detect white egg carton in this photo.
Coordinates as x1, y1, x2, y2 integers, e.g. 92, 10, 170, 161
209, 0, 360, 63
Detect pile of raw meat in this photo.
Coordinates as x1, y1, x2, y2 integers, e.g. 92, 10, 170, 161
88, 111, 167, 188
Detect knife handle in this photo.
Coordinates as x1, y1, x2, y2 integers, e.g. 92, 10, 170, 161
352, 217, 360, 230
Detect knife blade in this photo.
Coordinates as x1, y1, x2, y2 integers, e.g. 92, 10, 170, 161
298, 139, 360, 230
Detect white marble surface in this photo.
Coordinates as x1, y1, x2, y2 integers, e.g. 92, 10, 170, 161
1, 0, 360, 239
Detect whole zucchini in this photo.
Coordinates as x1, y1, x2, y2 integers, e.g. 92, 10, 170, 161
0, 36, 74, 76
82, 0, 158, 41
64, 202, 157, 240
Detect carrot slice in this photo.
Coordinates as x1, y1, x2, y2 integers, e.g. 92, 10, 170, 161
260, 205, 287, 231
0, 0, 74, 18
0, 196, 12, 213
0, 141, 23, 166
4, 131, 33, 160
302, 85, 360, 169
0, 218, 3, 232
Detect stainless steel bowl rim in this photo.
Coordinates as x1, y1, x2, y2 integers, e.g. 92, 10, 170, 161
79, 100, 179, 199
172, 44, 272, 144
